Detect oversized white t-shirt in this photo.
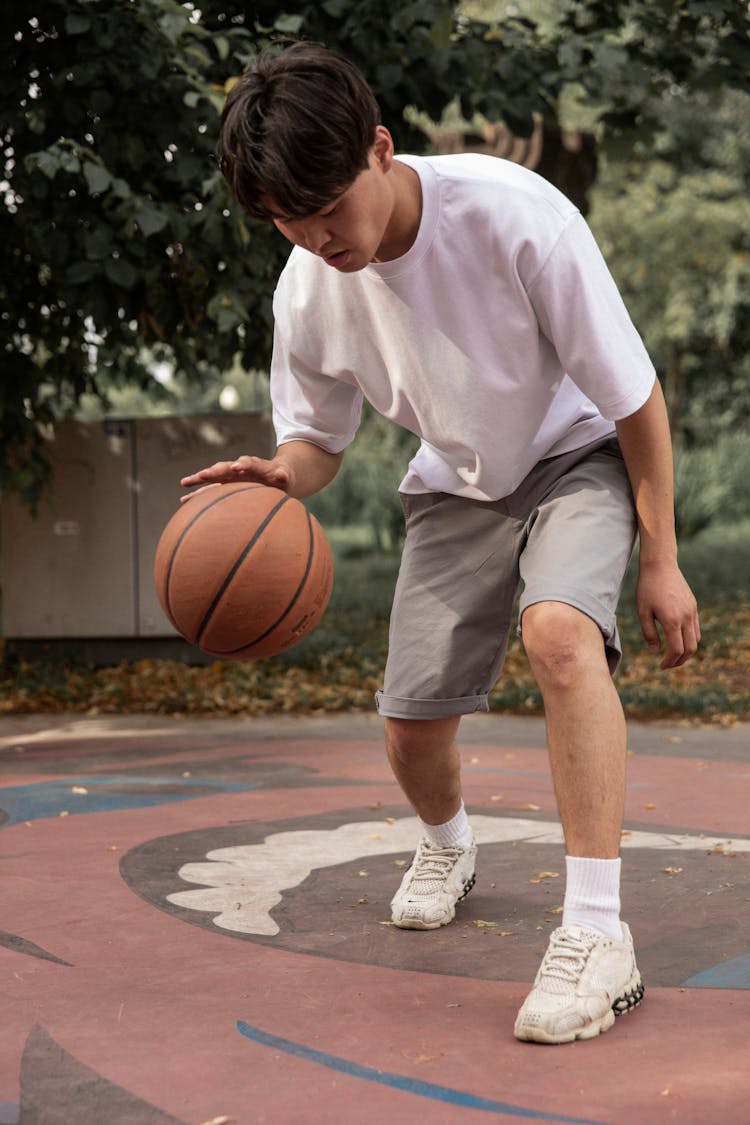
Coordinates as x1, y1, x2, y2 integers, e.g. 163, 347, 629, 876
270, 153, 655, 501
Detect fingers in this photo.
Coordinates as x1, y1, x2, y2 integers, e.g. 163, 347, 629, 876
179, 482, 221, 505
662, 610, 701, 670
179, 456, 292, 492
640, 606, 701, 670
639, 610, 662, 657
179, 458, 252, 488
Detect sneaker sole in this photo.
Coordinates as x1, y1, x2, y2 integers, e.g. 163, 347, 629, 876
515, 973, 645, 1045
391, 872, 476, 930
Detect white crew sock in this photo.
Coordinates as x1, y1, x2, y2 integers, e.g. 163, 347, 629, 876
562, 855, 623, 941
420, 801, 473, 848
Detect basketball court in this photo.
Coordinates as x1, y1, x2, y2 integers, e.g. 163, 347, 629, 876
2, 711, 749, 1124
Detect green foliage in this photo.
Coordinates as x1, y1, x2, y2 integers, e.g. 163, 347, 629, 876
587, 84, 750, 537
2, 0, 283, 507
673, 432, 750, 540
553, 0, 750, 145
2, 0, 560, 510
3, 0, 749, 511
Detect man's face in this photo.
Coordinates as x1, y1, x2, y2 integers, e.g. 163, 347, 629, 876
266, 139, 397, 271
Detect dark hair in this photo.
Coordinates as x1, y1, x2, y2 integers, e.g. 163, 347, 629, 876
219, 42, 381, 221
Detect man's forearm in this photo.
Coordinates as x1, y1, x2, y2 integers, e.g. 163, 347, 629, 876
275, 440, 344, 498
615, 379, 678, 564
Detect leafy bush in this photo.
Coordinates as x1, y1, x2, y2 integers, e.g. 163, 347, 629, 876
673, 434, 750, 539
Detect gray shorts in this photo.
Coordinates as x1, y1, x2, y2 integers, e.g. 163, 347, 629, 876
375, 436, 637, 720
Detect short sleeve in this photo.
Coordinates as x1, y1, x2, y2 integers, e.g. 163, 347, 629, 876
527, 213, 655, 420
270, 318, 363, 452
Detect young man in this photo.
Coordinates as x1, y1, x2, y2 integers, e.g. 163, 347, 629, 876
182, 42, 700, 1044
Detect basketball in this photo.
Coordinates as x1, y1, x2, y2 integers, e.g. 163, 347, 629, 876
153, 483, 334, 660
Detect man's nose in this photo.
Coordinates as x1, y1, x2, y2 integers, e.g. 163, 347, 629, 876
298, 218, 330, 255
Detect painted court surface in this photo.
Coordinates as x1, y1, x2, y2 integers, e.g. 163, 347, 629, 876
2, 711, 749, 1124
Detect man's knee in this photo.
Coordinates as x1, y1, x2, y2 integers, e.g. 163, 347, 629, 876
521, 601, 606, 687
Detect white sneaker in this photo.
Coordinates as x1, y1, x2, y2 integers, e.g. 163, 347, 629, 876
514, 923, 644, 1044
390, 837, 477, 930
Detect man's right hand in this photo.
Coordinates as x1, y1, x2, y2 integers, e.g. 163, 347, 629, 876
179, 455, 292, 503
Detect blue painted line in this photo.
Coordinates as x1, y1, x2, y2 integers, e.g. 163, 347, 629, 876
683, 953, 750, 989
236, 1021, 613, 1123
0, 776, 253, 826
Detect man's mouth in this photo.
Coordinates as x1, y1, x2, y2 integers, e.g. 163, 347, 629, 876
323, 249, 349, 268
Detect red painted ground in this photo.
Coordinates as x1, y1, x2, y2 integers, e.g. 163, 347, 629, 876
1, 713, 748, 1124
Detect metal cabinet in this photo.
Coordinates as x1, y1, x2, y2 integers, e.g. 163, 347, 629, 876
1, 413, 274, 655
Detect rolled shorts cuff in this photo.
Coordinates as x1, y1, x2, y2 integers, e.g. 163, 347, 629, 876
374, 691, 490, 720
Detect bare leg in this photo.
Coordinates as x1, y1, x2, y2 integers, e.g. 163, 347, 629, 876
385, 715, 462, 825
521, 601, 626, 858
386, 714, 477, 930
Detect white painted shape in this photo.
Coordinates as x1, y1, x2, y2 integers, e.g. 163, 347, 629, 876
166, 815, 749, 936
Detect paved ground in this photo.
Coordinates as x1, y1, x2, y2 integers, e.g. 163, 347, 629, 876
2, 711, 749, 1124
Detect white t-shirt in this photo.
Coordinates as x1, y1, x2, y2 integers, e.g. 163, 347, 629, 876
270, 153, 655, 501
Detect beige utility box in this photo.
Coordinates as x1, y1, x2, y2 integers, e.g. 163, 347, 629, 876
1, 413, 274, 645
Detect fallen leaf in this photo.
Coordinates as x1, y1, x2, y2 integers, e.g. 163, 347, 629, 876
490, 794, 504, 802
530, 871, 559, 883
473, 919, 497, 928
522, 803, 541, 811
643, 803, 656, 810
662, 866, 683, 875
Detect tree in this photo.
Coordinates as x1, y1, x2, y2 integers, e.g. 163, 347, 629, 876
3, 0, 749, 508
2, 0, 561, 508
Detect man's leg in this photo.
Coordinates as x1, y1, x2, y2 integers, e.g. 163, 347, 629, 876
514, 599, 643, 1044
385, 715, 478, 929
521, 601, 625, 860
385, 715, 462, 826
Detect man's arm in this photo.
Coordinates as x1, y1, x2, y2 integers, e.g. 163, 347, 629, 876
615, 379, 700, 669
180, 439, 343, 501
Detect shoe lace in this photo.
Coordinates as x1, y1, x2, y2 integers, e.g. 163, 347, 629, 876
539, 928, 598, 987
408, 844, 462, 895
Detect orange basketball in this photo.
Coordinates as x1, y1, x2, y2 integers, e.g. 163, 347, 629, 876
153, 483, 334, 660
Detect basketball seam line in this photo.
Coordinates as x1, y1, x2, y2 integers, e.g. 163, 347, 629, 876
162, 484, 264, 634
195, 493, 292, 647
222, 508, 317, 655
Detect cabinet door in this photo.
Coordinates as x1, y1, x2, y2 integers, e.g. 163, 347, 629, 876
1, 420, 136, 637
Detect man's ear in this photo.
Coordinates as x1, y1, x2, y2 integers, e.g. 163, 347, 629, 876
372, 125, 395, 170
